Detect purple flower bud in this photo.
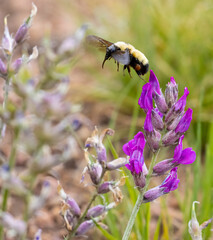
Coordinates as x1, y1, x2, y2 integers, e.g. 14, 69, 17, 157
145, 129, 161, 151
0, 58, 7, 75
15, 23, 28, 44
76, 220, 94, 236
67, 198, 81, 217
162, 130, 180, 146
97, 181, 115, 194
86, 205, 106, 219
153, 159, 174, 175
151, 109, 164, 131
165, 77, 178, 108
165, 87, 189, 124
97, 147, 107, 164
143, 168, 179, 203
175, 108, 193, 133
11, 58, 22, 73
132, 172, 146, 188
166, 114, 182, 131
106, 157, 128, 170
88, 163, 103, 185
138, 83, 153, 111
153, 91, 168, 114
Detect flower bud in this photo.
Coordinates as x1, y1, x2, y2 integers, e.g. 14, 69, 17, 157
11, 58, 22, 73
165, 87, 189, 124
143, 186, 163, 203
166, 114, 182, 131
133, 173, 146, 189
15, 23, 28, 44
88, 162, 103, 185
106, 157, 128, 170
97, 181, 115, 194
188, 201, 202, 240
153, 159, 174, 175
145, 129, 161, 151
76, 220, 94, 236
153, 92, 168, 114
165, 77, 178, 108
162, 130, 180, 146
0, 58, 7, 75
151, 109, 164, 131
60, 203, 77, 231
97, 147, 107, 164
86, 205, 106, 219
67, 198, 81, 217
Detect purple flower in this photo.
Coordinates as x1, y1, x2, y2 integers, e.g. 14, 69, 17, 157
149, 70, 161, 96
174, 87, 189, 112
172, 135, 196, 164
138, 82, 153, 111
144, 110, 161, 151
143, 168, 179, 202
165, 87, 189, 124
123, 132, 147, 188
175, 108, 193, 133
160, 167, 179, 193
153, 135, 196, 174
123, 132, 146, 174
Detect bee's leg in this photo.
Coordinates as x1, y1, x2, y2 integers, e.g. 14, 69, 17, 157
117, 62, 119, 72
127, 66, 132, 78
123, 65, 127, 76
102, 49, 111, 68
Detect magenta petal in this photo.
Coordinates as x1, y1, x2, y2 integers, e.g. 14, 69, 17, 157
144, 110, 153, 132
138, 83, 153, 111
149, 70, 161, 95
123, 142, 130, 155
173, 135, 184, 161
178, 148, 196, 164
174, 87, 189, 112
161, 167, 179, 193
175, 108, 193, 133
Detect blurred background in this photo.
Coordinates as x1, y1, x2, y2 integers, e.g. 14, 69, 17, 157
0, 0, 212, 239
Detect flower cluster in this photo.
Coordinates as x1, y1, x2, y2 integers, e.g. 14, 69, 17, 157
58, 127, 128, 237
0, 5, 90, 239
0, 3, 38, 79
123, 70, 196, 202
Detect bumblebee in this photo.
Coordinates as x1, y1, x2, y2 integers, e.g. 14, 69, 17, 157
86, 35, 149, 78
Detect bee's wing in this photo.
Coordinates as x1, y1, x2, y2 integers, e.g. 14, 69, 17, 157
86, 35, 113, 51
111, 49, 131, 65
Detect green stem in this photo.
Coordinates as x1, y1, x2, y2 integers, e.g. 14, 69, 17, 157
122, 149, 160, 240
